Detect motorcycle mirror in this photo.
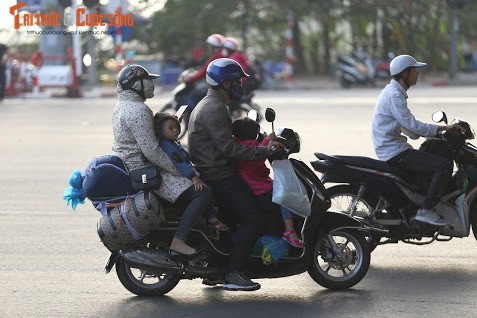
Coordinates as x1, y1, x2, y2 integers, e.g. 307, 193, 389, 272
247, 109, 260, 122
265, 108, 275, 133
432, 111, 448, 124
265, 108, 275, 122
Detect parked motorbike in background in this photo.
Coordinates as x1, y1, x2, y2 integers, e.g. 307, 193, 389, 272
373, 52, 395, 80
336, 54, 376, 88
102, 108, 373, 296
311, 111, 477, 252
160, 68, 262, 140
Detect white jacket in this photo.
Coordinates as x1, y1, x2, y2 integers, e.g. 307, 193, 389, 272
371, 80, 438, 161
112, 87, 192, 202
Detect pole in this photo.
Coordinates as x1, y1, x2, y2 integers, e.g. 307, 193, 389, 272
71, 0, 82, 83
284, 9, 294, 86
449, 4, 458, 81
115, 16, 123, 74
87, 9, 98, 87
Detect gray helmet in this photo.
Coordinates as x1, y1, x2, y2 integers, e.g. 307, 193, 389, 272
389, 55, 427, 76
117, 64, 159, 90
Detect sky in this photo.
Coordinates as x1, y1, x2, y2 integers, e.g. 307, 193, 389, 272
1, 0, 16, 29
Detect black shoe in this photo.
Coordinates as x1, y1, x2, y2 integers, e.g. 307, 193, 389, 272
202, 276, 225, 286
223, 271, 261, 291
169, 248, 206, 260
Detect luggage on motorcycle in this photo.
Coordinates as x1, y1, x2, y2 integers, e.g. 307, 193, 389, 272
272, 159, 312, 217
82, 154, 136, 204
97, 190, 166, 252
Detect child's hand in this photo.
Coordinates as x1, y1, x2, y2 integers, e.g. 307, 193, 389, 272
192, 176, 207, 191
267, 132, 276, 140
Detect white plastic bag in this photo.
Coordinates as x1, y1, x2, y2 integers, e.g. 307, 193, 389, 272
272, 159, 311, 218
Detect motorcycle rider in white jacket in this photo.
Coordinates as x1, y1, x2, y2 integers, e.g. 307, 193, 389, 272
372, 54, 463, 226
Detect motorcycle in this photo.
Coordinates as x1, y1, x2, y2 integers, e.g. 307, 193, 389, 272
159, 69, 262, 140
336, 54, 376, 88
311, 111, 477, 251
103, 108, 373, 296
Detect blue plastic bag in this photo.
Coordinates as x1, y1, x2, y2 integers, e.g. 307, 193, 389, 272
63, 170, 86, 211
253, 235, 290, 265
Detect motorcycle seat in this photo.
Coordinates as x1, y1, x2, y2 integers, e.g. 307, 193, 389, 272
314, 152, 413, 182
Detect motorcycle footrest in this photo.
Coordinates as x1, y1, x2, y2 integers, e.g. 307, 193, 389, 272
120, 249, 182, 273
374, 219, 402, 226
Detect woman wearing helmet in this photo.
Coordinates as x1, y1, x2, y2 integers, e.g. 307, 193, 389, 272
372, 55, 463, 226
185, 33, 225, 85
187, 58, 283, 291
113, 64, 214, 256
221, 37, 255, 91
185, 34, 227, 109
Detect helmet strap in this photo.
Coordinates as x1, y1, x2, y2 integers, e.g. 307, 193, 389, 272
401, 69, 411, 90
130, 79, 146, 100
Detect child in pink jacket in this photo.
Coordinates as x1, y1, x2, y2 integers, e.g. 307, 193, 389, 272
232, 117, 304, 248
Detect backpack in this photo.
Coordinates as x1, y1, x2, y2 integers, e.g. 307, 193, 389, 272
82, 155, 137, 213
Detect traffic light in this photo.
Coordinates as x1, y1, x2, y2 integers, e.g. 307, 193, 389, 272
83, 0, 100, 8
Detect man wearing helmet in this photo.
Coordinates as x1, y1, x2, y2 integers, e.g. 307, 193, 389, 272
372, 54, 463, 226
185, 34, 227, 108
188, 58, 283, 291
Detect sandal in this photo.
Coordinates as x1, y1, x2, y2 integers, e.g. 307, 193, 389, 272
207, 219, 230, 232
282, 230, 305, 248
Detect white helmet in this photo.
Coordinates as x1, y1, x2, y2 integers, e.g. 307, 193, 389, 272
206, 33, 224, 48
389, 54, 427, 76
223, 37, 239, 51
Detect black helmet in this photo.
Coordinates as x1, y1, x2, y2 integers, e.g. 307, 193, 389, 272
117, 64, 159, 90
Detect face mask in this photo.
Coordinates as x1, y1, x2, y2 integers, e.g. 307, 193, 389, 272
228, 83, 244, 102
143, 79, 155, 99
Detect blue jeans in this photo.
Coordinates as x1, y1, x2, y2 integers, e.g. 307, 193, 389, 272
174, 185, 215, 241
280, 206, 295, 221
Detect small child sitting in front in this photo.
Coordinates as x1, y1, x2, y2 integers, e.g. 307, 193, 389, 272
153, 112, 229, 234
232, 117, 304, 248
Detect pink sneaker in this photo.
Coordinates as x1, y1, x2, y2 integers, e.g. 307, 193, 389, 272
282, 230, 305, 248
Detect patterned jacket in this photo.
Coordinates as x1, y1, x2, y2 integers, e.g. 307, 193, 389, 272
112, 87, 192, 202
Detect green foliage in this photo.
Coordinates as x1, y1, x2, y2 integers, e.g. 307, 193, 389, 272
130, 0, 477, 74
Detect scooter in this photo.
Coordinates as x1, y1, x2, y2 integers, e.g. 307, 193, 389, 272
336, 54, 376, 88
311, 111, 477, 251
159, 69, 262, 140
103, 108, 373, 296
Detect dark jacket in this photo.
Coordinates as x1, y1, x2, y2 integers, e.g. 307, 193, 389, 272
188, 88, 268, 181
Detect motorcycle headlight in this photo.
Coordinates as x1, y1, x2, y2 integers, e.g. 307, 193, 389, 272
276, 128, 301, 154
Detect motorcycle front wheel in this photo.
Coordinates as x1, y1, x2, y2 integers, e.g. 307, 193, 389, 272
308, 230, 370, 290
115, 256, 181, 296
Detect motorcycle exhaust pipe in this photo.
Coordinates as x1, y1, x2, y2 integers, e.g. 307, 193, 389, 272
120, 249, 183, 274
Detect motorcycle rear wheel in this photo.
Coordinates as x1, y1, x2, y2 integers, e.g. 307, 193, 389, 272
327, 184, 383, 251
327, 185, 377, 219
308, 230, 371, 290
115, 257, 181, 296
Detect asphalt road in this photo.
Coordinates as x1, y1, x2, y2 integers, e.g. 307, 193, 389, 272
2, 84, 477, 318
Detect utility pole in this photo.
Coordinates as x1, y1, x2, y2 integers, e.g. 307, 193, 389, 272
448, 0, 472, 81
449, 2, 458, 81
